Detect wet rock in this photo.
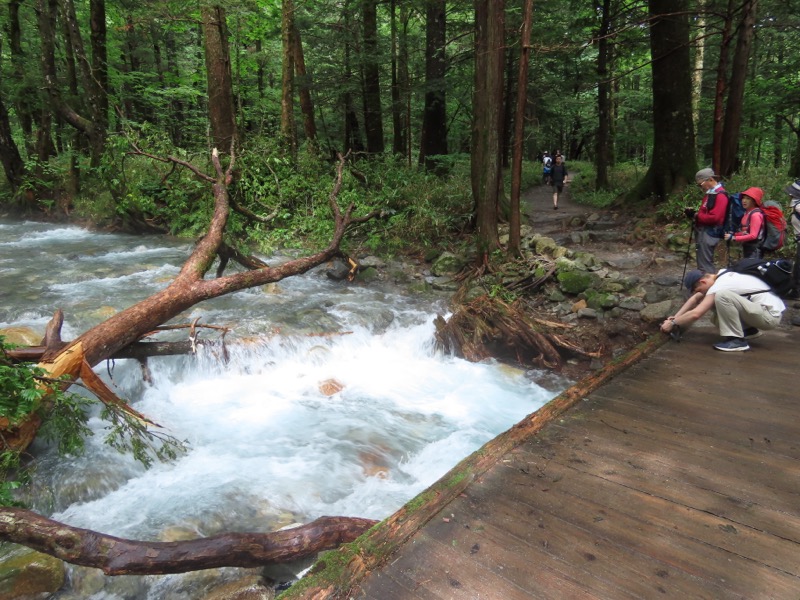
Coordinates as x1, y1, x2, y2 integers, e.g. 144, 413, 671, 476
0, 327, 41, 346
319, 378, 344, 396
201, 575, 274, 600
431, 252, 466, 277
0, 546, 65, 598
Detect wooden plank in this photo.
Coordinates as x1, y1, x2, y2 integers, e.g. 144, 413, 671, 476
589, 396, 800, 461
451, 473, 724, 599
509, 449, 800, 578
565, 406, 800, 500
493, 454, 800, 597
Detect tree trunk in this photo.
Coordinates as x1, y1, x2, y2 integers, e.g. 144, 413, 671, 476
39, 0, 94, 138
630, 0, 696, 202
595, 0, 612, 191
362, 0, 384, 154
7, 0, 36, 139
418, 0, 448, 171
471, 0, 505, 257
0, 94, 26, 192
292, 24, 318, 149
509, 0, 533, 257
719, 0, 758, 177
281, 0, 297, 158
711, 0, 735, 173
692, 0, 706, 142
390, 0, 407, 157
343, 1, 364, 154
59, 0, 106, 166
202, 5, 238, 153
0, 508, 376, 575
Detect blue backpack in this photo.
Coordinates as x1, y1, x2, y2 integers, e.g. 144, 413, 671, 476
723, 192, 747, 234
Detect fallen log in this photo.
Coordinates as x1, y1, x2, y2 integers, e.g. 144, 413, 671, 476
0, 508, 377, 576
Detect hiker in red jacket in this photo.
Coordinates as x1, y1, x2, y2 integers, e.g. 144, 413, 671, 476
724, 187, 765, 259
685, 168, 729, 273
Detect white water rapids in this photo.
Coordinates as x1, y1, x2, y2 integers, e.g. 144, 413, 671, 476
0, 219, 566, 598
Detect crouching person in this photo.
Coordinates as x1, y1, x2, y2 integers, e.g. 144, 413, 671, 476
660, 269, 785, 352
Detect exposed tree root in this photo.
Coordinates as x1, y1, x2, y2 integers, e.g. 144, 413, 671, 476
434, 295, 602, 371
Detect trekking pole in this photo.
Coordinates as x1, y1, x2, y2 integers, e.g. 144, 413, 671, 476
680, 224, 694, 291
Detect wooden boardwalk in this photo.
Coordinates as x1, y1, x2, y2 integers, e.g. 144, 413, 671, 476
286, 326, 800, 599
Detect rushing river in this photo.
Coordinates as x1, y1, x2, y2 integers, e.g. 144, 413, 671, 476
0, 218, 566, 598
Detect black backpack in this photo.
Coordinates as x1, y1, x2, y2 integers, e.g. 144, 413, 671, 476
723, 258, 794, 297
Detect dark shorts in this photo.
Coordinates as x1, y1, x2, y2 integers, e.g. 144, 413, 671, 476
552, 183, 564, 193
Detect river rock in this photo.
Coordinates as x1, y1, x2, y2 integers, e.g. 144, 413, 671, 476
431, 251, 466, 277
0, 546, 65, 599
639, 300, 674, 322
0, 327, 41, 346
200, 575, 274, 600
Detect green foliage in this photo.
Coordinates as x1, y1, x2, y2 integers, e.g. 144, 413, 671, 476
0, 336, 186, 505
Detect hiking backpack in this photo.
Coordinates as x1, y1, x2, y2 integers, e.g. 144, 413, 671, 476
724, 257, 794, 297
723, 192, 747, 234
543, 156, 552, 173
757, 201, 787, 251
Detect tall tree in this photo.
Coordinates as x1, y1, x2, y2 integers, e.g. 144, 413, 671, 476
509, 0, 533, 257
292, 24, 318, 150
471, 0, 505, 258
419, 0, 448, 171
0, 94, 26, 191
630, 0, 696, 201
362, 0, 384, 154
281, 0, 297, 157
718, 0, 758, 177
595, 0, 613, 190
202, 6, 238, 153
389, 0, 408, 157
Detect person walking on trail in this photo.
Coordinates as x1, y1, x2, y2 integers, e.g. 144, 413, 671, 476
542, 151, 553, 185
724, 187, 766, 260
785, 179, 800, 299
549, 154, 568, 210
660, 268, 785, 352
685, 168, 729, 274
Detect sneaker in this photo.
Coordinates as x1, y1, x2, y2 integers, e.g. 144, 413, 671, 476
743, 327, 763, 339
713, 337, 750, 352
553, 205, 558, 210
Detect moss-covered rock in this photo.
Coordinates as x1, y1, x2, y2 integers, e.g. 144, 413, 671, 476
557, 270, 597, 295
431, 252, 466, 277
0, 546, 65, 599
584, 290, 620, 310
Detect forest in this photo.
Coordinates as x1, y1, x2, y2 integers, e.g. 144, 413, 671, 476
1, 0, 800, 595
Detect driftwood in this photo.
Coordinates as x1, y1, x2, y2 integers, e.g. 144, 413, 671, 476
0, 508, 377, 575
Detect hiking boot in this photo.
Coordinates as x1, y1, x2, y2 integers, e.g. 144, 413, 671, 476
713, 337, 750, 352
743, 327, 763, 339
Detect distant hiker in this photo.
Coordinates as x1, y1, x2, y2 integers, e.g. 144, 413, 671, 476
549, 154, 568, 210
685, 168, 729, 274
785, 179, 800, 299
542, 151, 553, 185
723, 187, 765, 259
660, 268, 785, 352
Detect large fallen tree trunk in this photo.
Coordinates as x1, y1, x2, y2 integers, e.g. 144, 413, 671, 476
0, 508, 377, 575
2, 148, 375, 452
